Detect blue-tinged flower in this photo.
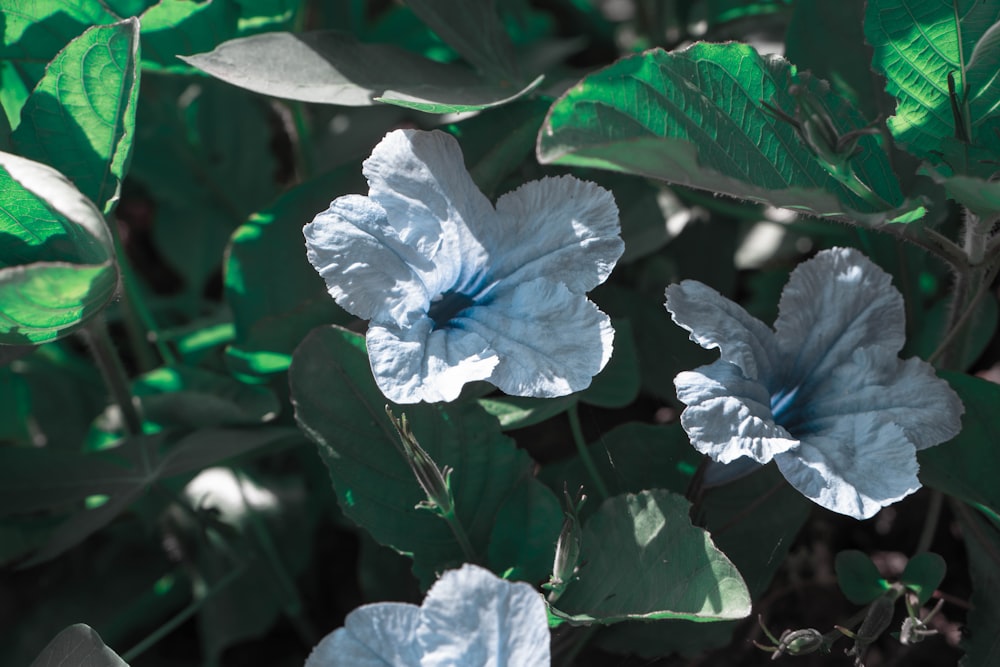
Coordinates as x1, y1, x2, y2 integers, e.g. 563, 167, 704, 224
304, 564, 551, 667
305, 129, 623, 403
665, 247, 963, 519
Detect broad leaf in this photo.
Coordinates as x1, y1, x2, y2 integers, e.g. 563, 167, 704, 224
538, 42, 918, 223
835, 550, 888, 604
901, 552, 946, 605
404, 0, 518, 80
477, 395, 577, 430
138, 0, 240, 72
0, 152, 117, 344
289, 326, 544, 586
920, 372, 1000, 515
550, 489, 751, 624
921, 165, 1000, 217
12, 19, 140, 214
29, 624, 128, 667
865, 0, 1000, 177
182, 30, 541, 113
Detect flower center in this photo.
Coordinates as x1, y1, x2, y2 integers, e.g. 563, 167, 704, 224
770, 385, 802, 429
428, 290, 475, 330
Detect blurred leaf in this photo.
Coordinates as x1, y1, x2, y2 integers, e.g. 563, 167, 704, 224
0, 152, 117, 344
28, 623, 128, 667
921, 166, 1000, 217
130, 76, 278, 297
901, 552, 946, 605
12, 19, 140, 214
541, 422, 699, 503
835, 550, 888, 604
550, 489, 750, 624
224, 165, 359, 375
706, 0, 791, 26
956, 506, 1000, 665
404, 0, 518, 80
786, 0, 886, 120
865, 0, 1000, 177
0, 59, 30, 131
133, 365, 280, 428
579, 318, 639, 408
537, 43, 920, 223
487, 478, 562, 582
139, 0, 240, 72
477, 394, 577, 430
182, 30, 540, 113
920, 372, 1000, 516
159, 426, 305, 477
910, 291, 997, 372
289, 326, 544, 586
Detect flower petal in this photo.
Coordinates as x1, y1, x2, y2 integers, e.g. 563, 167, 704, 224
773, 247, 906, 383
675, 361, 798, 464
417, 564, 550, 667
305, 195, 432, 325
665, 281, 777, 381
305, 602, 422, 667
489, 175, 623, 293
783, 347, 964, 451
775, 414, 920, 519
362, 129, 493, 288
367, 319, 499, 404
459, 278, 613, 397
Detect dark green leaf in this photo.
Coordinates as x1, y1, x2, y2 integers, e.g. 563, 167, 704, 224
487, 478, 562, 582
901, 552, 946, 605
29, 624, 127, 667
957, 506, 1000, 665
579, 318, 640, 408
182, 30, 540, 113
537, 43, 918, 223
477, 394, 577, 430
12, 19, 140, 214
138, 0, 240, 72
835, 550, 888, 604
551, 489, 751, 624
404, 0, 518, 80
159, 426, 305, 478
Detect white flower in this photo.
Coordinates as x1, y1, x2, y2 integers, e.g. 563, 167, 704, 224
665, 247, 964, 519
304, 129, 623, 403
305, 564, 550, 667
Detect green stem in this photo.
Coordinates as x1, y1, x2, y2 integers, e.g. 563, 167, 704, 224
915, 490, 944, 554
442, 507, 478, 563
79, 318, 145, 443
567, 404, 609, 502
120, 563, 246, 663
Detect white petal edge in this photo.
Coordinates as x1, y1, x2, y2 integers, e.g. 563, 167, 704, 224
417, 564, 550, 667
665, 281, 777, 381
305, 602, 422, 667
366, 319, 498, 404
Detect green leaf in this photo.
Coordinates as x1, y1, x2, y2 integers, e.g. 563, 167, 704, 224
957, 507, 1000, 665
289, 326, 544, 586
537, 43, 916, 223
158, 426, 305, 478
403, 0, 518, 80
901, 552, 946, 605
12, 18, 140, 214
865, 0, 1000, 176
29, 624, 128, 667
138, 0, 240, 72
132, 365, 281, 428
487, 478, 562, 583
920, 373, 1000, 515
706, 0, 791, 27
835, 550, 889, 604
182, 30, 540, 113
550, 489, 750, 624
0, 152, 117, 344
579, 318, 640, 408
921, 165, 1000, 217
910, 289, 997, 372
477, 394, 577, 430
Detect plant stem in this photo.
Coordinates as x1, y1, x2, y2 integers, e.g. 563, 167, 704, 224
915, 490, 944, 554
79, 318, 145, 444
443, 507, 478, 563
567, 405, 609, 502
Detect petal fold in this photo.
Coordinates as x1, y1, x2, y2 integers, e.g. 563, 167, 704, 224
305, 602, 421, 667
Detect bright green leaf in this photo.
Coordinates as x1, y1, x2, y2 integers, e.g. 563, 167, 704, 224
550, 489, 751, 624
0, 152, 117, 344
182, 30, 540, 113
12, 19, 140, 214
29, 623, 128, 667
538, 42, 917, 222
865, 0, 1000, 176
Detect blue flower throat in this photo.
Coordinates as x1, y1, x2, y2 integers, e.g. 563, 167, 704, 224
428, 291, 476, 330
770, 385, 802, 431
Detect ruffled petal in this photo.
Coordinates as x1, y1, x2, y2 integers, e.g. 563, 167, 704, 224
305, 195, 433, 325
367, 319, 498, 404
783, 347, 964, 451
305, 602, 422, 667
675, 361, 798, 464
488, 176, 624, 293
775, 414, 920, 520
418, 565, 550, 667
773, 247, 905, 385
665, 281, 778, 381
363, 129, 493, 292
458, 278, 612, 397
